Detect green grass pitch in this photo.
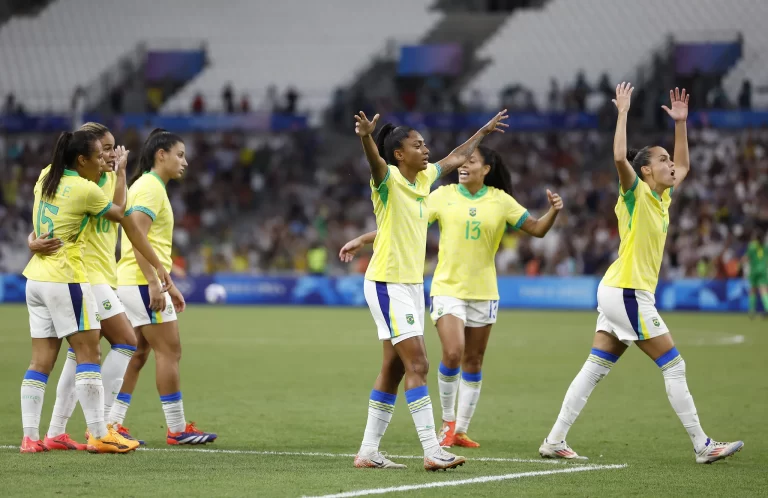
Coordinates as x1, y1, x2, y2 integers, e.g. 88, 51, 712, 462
0, 305, 765, 497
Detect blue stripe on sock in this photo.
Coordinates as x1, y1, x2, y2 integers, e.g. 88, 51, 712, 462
590, 348, 620, 363
160, 392, 182, 403
370, 389, 396, 405
655, 347, 681, 368
112, 344, 137, 351
67, 348, 74, 353
116, 392, 132, 404
462, 370, 482, 382
439, 362, 460, 377
75, 363, 101, 374
405, 385, 429, 404
24, 370, 49, 383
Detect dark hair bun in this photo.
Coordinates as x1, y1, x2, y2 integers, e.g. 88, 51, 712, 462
626, 148, 639, 163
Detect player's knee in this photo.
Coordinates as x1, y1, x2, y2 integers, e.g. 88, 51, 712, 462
442, 346, 463, 368
131, 347, 151, 368
462, 351, 485, 372
27, 360, 54, 376
406, 356, 430, 378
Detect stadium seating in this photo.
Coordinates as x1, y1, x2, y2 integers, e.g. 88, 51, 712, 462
467, 0, 765, 108
0, 0, 439, 113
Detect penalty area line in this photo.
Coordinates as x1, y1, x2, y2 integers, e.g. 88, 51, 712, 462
303, 464, 628, 498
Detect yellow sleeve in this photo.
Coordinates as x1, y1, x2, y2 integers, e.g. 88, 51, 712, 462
84, 182, 112, 217
504, 193, 529, 229
127, 182, 163, 221
426, 162, 442, 186
428, 187, 445, 225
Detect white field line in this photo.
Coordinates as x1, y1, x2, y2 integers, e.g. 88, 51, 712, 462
0, 444, 589, 465
303, 464, 628, 498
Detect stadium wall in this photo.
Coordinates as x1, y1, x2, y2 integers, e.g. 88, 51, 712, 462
0, 275, 754, 311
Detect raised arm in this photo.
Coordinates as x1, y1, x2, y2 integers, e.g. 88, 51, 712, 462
519, 190, 563, 238
339, 230, 377, 263
435, 109, 509, 178
102, 147, 129, 222
662, 87, 690, 189
612, 82, 638, 192
354, 112, 388, 187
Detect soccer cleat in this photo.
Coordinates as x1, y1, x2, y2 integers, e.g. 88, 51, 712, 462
453, 432, 480, 448
539, 439, 587, 460
20, 436, 48, 453
354, 451, 407, 469
44, 433, 87, 451
87, 426, 140, 454
167, 422, 217, 445
695, 439, 744, 464
87, 424, 145, 446
424, 448, 466, 471
438, 420, 456, 448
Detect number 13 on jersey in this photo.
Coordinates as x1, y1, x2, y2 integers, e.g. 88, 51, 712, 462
465, 220, 481, 240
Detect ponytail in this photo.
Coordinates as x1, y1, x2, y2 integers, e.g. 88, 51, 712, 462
130, 128, 183, 185
627, 146, 653, 179
42, 131, 99, 200
477, 145, 514, 196
375, 123, 413, 165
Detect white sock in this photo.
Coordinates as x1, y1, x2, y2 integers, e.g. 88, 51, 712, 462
47, 349, 78, 438
455, 370, 482, 434
437, 363, 460, 423
101, 344, 135, 418
75, 363, 107, 439
109, 392, 132, 426
547, 348, 618, 443
359, 390, 396, 455
160, 392, 186, 433
21, 370, 49, 440
405, 386, 440, 456
656, 347, 709, 453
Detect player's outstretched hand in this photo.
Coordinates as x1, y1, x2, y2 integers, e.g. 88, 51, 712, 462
612, 82, 634, 114
662, 87, 689, 122
480, 109, 509, 135
29, 232, 62, 255
339, 238, 364, 263
547, 189, 563, 211
354, 112, 379, 137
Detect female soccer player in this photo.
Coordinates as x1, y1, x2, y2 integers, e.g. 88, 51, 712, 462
28, 123, 170, 449
112, 129, 217, 445
538, 84, 743, 464
350, 110, 508, 470
20, 130, 144, 453
340, 145, 563, 450
742, 229, 768, 318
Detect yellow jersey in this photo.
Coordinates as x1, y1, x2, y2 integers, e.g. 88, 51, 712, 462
84, 172, 119, 288
429, 184, 528, 300
23, 169, 112, 283
365, 163, 441, 283
601, 177, 672, 293
117, 172, 173, 285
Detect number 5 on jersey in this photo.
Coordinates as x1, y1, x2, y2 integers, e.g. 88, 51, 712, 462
36, 201, 59, 238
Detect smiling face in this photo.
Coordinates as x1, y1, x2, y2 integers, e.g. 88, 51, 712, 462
394, 130, 430, 172
458, 148, 490, 188
99, 132, 116, 172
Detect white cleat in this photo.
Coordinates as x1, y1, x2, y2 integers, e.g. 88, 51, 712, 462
695, 439, 744, 464
424, 447, 466, 471
354, 451, 407, 469
539, 439, 588, 460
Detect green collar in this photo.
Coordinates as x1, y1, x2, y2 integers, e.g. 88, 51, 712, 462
97, 172, 108, 187
62, 169, 79, 177
145, 171, 167, 189
457, 184, 488, 200
651, 190, 662, 201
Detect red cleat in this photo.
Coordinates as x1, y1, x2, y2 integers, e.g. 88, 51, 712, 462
44, 433, 87, 451
20, 436, 48, 453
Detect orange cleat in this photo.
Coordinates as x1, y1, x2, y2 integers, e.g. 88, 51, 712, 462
453, 432, 480, 448
20, 436, 48, 453
44, 433, 87, 451
167, 422, 217, 445
87, 426, 139, 454
438, 420, 455, 448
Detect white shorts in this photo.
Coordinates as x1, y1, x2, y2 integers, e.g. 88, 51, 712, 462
92, 284, 126, 321
363, 280, 424, 345
596, 283, 669, 346
26, 281, 100, 339
430, 296, 499, 327
117, 285, 177, 328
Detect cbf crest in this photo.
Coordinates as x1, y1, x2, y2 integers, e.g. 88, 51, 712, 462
405, 314, 415, 325
469, 207, 476, 217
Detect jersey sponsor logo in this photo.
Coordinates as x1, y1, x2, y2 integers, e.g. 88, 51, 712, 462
405, 313, 415, 325
103, 300, 112, 311
652, 317, 661, 327
469, 207, 476, 217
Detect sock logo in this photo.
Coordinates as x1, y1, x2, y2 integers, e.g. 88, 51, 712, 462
405, 314, 415, 325
102, 300, 112, 310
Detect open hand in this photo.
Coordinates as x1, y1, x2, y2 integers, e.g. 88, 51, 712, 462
354, 112, 380, 137
481, 109, 509, 135
612, 82, 634, 114
662, 87, 689, 122
29, 232, 62, 255
339, 238, 364, 263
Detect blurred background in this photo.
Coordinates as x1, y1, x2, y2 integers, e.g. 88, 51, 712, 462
1, 0, 767, 310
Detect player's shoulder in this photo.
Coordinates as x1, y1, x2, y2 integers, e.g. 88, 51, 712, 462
430, 184, 454, 198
